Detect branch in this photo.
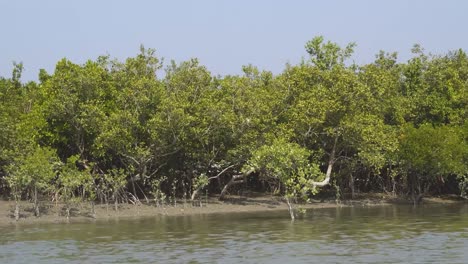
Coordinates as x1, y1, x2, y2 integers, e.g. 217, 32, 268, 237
121, 153, 140, 165
208, 164, 236, 181
148, 162, 168, 178
191, 164, 236, 201
158, 147, 181, 158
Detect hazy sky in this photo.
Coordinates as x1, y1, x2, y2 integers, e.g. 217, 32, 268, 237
1, 0, 467, 81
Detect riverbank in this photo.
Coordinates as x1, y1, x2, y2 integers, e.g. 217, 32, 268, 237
0, 193, 465, 226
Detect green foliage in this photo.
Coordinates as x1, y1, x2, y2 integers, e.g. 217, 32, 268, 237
305, 36, 356, 70
149, 176, 167, 205
6, 147, 59, 200
193, 173, 209, 190
95, 168, 127, 204
247, 138, 323, 198
398, 124, 467, 179
56, 155, 94, 203
1, 38, 468, 206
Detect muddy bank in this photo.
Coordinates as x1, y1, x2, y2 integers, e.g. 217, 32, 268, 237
0, 193, 465, 226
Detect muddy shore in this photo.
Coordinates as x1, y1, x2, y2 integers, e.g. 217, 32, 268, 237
0, 193, 464, 226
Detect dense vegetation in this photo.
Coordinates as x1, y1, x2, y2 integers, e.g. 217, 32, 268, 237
1, 37, 467, 218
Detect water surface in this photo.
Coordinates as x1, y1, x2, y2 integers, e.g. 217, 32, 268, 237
1, 204, 467, 263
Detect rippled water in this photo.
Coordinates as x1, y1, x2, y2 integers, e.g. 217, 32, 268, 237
1, 204, 467, 263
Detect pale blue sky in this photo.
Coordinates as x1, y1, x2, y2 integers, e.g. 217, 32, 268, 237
1, 0, 467, 81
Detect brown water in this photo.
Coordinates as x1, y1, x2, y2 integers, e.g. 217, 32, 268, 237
1, 204, 467, 263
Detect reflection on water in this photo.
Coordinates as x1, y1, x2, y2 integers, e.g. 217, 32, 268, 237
1, 204, 467, 263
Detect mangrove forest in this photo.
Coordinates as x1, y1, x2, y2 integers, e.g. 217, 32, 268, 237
0, 37, 467, 219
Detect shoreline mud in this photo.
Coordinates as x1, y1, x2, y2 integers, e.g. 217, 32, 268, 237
0, 193, 465, 226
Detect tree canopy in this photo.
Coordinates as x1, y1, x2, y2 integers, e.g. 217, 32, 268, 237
1, 37, 467, 216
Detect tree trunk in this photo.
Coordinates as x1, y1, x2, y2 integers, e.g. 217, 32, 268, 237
90, 201, 96, 219
286, 196, 295, 220
219, 170, 254, 200
411, 175, 424, 206
219, 175, 244, 200
309, 136, 337, 189
34, 186, 40, 217
350, 173, 355, 199
131, 177, 137, 200
14, 200, 20, 221
114, 191, 119, 211
136, 181, 149, 204
66, 206, 71, 220
191, 186, 203, 201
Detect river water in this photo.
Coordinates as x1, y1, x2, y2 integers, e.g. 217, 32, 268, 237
1, 204, 467, 263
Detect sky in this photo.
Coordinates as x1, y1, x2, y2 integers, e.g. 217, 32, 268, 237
1, 0, 468, 81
